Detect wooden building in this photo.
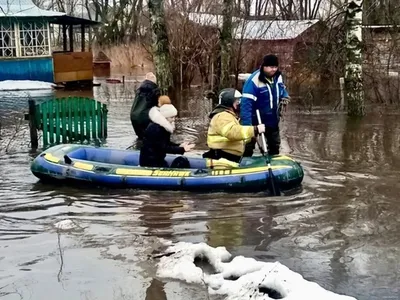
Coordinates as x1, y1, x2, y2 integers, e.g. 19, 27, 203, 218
0, 0, 99, 84
93, 51, 112, 77
362, 25, 400, 103
232, 19, 320, 76
185, 13, 320, 89
363, 25, 400, 74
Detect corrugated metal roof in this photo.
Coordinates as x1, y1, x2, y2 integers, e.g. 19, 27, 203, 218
187, 12, 319, 40
236, 19, 319, 40
187, 12, 231, 27
0, 0, 65, 17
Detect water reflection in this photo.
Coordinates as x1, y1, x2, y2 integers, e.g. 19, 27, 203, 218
139, 197, 184, 238
145, 278, 167, 300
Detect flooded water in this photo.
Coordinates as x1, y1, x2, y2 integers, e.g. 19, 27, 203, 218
1, 80, 400, 300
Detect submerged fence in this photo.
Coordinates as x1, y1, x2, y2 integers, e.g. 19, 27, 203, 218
25, 97, 108, 149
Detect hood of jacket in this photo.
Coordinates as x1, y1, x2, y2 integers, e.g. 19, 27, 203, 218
258, 68, 282, 84
209, 105, 237, 119
149, 106, 175, 133
137, 80, 160, 95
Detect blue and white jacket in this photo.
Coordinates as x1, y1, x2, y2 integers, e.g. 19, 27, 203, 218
240, 69, 289, 128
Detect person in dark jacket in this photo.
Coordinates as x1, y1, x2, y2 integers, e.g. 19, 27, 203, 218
130, 72, 161, 143
240, 54, 290, 156
139, 104, 195, 168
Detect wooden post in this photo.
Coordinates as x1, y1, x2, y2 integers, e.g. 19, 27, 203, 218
96, 101, 102, 138
88, 27, 92, 51
69, 24, 74, 52
55, 99, 61, 144
61, 98, 67, 143
180, 60, 183, 91
211, 59, 214, 91
73, 97, 79, 140
103, 104, 108, 138
62, 24, 67, 51
85, 98, 91, 140
42, 101, 49, 146
339, 77, 345, 110
81, 24, 85, 52
91, 100, 97, 139
28, 99, 39, 150
48, 100, 54, 144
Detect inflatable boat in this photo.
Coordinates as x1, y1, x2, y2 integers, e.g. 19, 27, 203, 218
30, 144, 304, 192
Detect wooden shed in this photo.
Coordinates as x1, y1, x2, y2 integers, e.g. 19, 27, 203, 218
0, 0, 100, 84
362, 25, 400, 103
93, 51, 111, 77
363, 25, 400, 74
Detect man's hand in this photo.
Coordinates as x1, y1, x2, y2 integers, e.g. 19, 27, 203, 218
280, 97, 290, 106
257, 124, 265, 134
279, 97, 290, 117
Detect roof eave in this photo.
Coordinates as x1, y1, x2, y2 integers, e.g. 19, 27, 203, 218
0, 14, 101, 26
50, 15, 101, 26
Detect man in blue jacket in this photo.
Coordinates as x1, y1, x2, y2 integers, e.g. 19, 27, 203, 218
240, 54, 290, 156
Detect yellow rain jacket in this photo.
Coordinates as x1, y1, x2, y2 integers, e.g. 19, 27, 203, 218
207, 107, 255, 157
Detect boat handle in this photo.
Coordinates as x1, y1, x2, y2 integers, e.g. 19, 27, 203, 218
94, 166, 112, 173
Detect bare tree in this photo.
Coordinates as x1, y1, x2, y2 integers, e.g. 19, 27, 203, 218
344, 0, 364, 116
220, 0, 234, 89
149, 0, 173, 94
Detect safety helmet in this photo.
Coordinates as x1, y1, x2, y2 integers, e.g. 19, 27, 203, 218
218, 88, 242, 108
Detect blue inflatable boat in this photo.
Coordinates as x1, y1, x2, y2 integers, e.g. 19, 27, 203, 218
30, 144, 304, 192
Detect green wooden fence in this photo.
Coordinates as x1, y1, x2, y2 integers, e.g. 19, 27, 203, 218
26, 97, 108, 149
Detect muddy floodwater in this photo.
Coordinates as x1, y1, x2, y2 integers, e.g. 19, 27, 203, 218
0, 80, 399, 300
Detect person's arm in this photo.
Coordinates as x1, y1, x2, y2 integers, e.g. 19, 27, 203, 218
165, 141, 185, 155
240, 80, 257, 125
277, 75, 289, 99
215, 113, 256, 143
143, 125, 183, 155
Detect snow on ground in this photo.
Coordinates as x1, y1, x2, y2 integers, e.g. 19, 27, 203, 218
156, 242, 357, 300
0, 80, 56, 91
229, 73, 252, 81
0, 90, 55, 99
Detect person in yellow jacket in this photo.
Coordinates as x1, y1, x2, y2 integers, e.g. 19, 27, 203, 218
203, 88, 265, 164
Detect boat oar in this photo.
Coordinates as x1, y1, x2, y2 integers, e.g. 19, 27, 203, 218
256, 109, 281, 196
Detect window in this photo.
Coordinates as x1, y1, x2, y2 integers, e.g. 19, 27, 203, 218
19, 22, 50, 57
0, 22, 17, 57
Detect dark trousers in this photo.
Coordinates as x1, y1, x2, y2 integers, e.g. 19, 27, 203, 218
202, 149, 242, 163
243, 126, 280, 157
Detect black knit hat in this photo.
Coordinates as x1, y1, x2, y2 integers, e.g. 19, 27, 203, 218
262, 54, 279, 67
218, 88, 242, 108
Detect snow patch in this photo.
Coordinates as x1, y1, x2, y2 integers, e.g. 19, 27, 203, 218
157, 242, 231, 284
54, 219, 76, 230
0, 80, 56, 91
157, 242, 357, 300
